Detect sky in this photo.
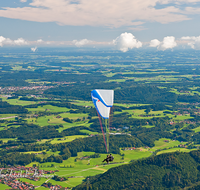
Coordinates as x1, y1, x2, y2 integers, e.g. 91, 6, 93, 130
0, 0, 200, 52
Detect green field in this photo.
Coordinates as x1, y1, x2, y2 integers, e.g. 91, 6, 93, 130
114, 103, 151, 107
27, 105, 70, 113
50, 135, 87, 144
193, 126, 200, 132
0, 114, 17, 119
121, 149, 152, 161
152, 138, 185, 150
115, 108, 175, 120
0, 138, 17, 143
157, 148, 196, 155
79, 129, 99, 135
71, 100, 94, 107
0, 184, 11, 190
0, 96, 36, 106
59, 112, 89, 119
142, 125, 155, 128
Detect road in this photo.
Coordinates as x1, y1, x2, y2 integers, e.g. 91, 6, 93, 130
0, 116, 17, 120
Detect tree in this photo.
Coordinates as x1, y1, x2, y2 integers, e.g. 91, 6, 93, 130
145, 108, 151, 114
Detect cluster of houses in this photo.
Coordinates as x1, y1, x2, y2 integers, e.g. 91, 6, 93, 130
109, 132, 131, 136
162, 139, 188, 148
173, 111, 190, 116
0, 166, 63, 189
79, 156, 90, 160
176, 106, 200, 116
0, 166, 57, 178
109, 127, 123, 131
5, 146, 18, 150
42, 183, 69, 189
179, 90, 191, 93
169, 121, 175, 125
0, 85, 54, 93
178, 144, 187, 148
138, 114, 160, 117
0, 177, 34, 190
53, 81, 74, 85
169, 119, 197, 125
123, 147, 136, 151
180, 120, 197, 124
89, 134, 99, 137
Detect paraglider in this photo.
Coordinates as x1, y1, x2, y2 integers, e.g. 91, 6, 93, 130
91, 89, 114, 153
102, 154, 114, 164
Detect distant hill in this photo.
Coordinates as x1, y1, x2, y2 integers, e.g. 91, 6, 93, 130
73, 150, 200, 190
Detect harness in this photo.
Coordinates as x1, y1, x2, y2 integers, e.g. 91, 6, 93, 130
108, 155, 114, 161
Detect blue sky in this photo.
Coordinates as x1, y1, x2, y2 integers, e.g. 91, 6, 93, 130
0, 0, 200, 51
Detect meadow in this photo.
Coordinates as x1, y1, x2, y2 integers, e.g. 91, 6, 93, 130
0, 95, 36, 106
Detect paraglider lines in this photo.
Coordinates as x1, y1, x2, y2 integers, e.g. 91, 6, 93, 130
97, 111, 108, 153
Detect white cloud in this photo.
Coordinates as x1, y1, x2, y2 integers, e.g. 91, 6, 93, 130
0, 36, 28, 47
149, 39, 161, 47
0, 36, 13, 46
0, 0, 193, 28
149, 36, 177, 50
37, 39, 43, 43
0, 36, 6, 47
181, 35, 200, 49
72, 39, 91, 47
185, 7, 200, 14
31, 47, 37, 52
158, 36, 177, 50
20, 0, 27, 2
113, 32, 142, 52
14, 38, 28, 45
181, 36, 196, 40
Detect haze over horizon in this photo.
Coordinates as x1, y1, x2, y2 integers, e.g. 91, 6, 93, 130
0, 0, 200, 51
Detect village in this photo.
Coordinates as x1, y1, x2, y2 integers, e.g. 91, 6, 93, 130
0, 81, 75, 95
0, 166, 69, 190
0, 85, 54, 94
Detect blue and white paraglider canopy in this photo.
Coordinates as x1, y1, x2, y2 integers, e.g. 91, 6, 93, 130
91, 89, 114, 119
91, 89, 114, 153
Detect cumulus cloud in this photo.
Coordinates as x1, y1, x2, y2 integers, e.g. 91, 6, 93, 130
0, 36, 6, 47
149, 39, 161, 47
14, 38, 28, 45
181, 36, 197, 40
0, 0, 193, 28
113, 32, 142, 52
37, 39, 43, 43
0, 36, 13, 46
0, 36, 28, 47
158, 36, 177, 50
72, 39, 91, 47
20, 0, 27, 2
31, 47, 37, 52
149, 36, 177, 50
181, 35, 200, 50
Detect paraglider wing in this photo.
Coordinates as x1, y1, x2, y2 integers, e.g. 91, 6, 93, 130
91, 90, 114, 119
91, 89, 114, 153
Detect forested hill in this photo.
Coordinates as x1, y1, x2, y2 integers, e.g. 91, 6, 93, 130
74, 150, 200, 190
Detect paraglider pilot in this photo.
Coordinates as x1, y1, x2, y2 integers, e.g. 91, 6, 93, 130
102, 154, 114, 164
